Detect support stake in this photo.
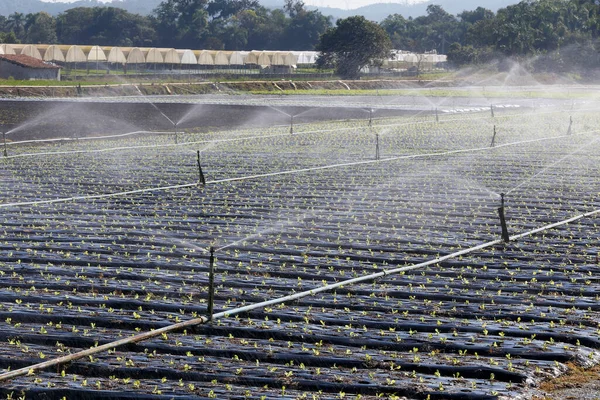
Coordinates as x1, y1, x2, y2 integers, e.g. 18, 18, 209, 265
490, 104, 495, 118
207, 247, 215, 321
567, 116, 572, 135
290, 115, 294, 135
375, 133, 380, 160
2, 132, 6, 157
369, 109, 373, 127
174, 122, 178, 144
435, 107, 439, 123
197, 150, 206, 186
490, 125, 497, 148
498, 193, 510, 243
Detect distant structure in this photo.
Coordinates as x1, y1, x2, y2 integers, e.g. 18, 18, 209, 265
0, 54, 61, 81
0, 44, 446, 75
0, 44, 315, 71
383, 50, 448, 72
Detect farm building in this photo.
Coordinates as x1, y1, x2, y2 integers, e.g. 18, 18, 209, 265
0, 54, 61, 81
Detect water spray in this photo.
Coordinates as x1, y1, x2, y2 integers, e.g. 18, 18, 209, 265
375, 133, 380, 160
290, 115, 294, 135
2, 132, 6, 157
490, 125, 497, 148
498, 193, 510, 243
490, 104, 495, 118
197, 151, 206, 186
567, 116, 573, 135
207, 246, 216, 321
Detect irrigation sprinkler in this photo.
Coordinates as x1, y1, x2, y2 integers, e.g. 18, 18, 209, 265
197, 151, 206, 186
435, 107, 439, 123
490, 125, 497, 148
207, 247, 216, 321
174, 122, 178, 144
290, 115, 294, 135
567, 116, 573, 135
2, 132, 6, 157
498, 193, 510, 243
490, 104, 495, 118
375, 133, 380, 160
368, 109, 373, 127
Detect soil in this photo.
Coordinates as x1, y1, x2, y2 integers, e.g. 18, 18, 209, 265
0, 79, 441, 99
533, 364, 600, 399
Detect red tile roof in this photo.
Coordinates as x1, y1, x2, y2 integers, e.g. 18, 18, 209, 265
0, 54, 60, 69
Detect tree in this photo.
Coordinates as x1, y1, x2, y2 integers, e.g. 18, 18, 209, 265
410, 5, 460, 54
316, 16, 391, 79
282, 0, 331, 50
152, 0, 209, 48
57, 7, 155, 47
380, 13, 412, 49
7, 12, 25, 41
25, 12, 57, 44
0, 31, 19, 44
207, 0, 259, 20
55, 8, 94, 45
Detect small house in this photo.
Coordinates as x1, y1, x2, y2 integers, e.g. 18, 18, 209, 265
0, 54, 61, 81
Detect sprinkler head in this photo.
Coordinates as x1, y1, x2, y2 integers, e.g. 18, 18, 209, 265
500, 193, 505, 206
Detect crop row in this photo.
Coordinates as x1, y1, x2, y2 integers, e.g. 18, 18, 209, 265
1, 106, 600, 398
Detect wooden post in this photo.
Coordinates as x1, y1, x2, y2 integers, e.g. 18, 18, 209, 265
208, 247, 215, 321
197, 151, 206, 186
498, 193, 510, 243
490, 125, 497, 148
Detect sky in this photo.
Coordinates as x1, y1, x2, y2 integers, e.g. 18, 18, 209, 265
39, 0, 430, 10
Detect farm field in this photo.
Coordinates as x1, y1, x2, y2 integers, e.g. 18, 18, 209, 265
1, 98, 600, 399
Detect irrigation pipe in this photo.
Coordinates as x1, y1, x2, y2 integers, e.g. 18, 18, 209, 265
3, 131, 299, 160
1, 129, 597, 209
2, 116, 448, 157
5, 130, 150, 145
2, 204, 599, 383
0, 182, 198, 209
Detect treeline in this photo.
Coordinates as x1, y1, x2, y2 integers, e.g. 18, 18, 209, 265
1, 0, 600, 72
381, 0, 600, 73
0, 0, 331, 51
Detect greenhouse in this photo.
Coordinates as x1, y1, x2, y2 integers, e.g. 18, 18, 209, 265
0, 43, 446, 75
0, 44, 306, 68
